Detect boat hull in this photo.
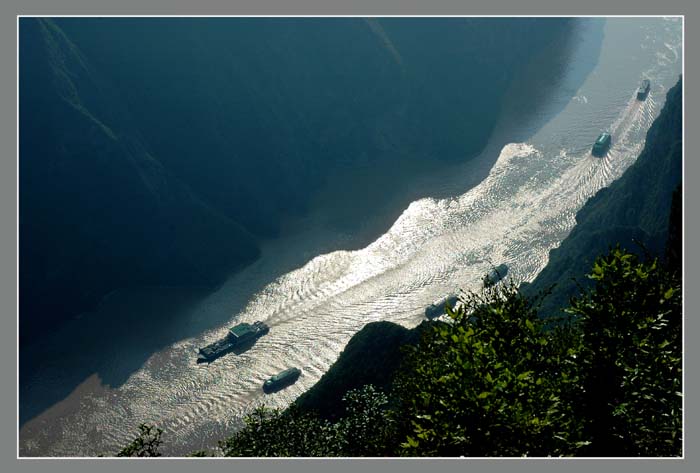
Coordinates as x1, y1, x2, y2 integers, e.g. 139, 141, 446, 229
484, 264, 509, 287
637, 80, 651, 100
197, 321, 269, 363
591, 133, 612, 157
263, 368, 302, 393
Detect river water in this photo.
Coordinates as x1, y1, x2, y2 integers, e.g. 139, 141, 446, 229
19, 17, 682, 456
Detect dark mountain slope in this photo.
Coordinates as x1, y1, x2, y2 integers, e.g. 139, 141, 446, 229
19, 19, 260, 340
294, 321, 427, 421
55, 17, 573, 234
523, 77, 682, 315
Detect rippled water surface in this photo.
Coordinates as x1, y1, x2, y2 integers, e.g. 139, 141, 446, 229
19, 18, 682, 456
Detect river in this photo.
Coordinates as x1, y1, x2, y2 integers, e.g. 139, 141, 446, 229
19, 17, 682, 456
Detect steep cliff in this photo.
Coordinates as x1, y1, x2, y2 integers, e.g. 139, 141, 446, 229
523, 77, 682, 315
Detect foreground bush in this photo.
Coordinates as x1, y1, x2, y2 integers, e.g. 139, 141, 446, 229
571, 247, 682, 456
393, 282, 583, 457
219, 385, 394, 456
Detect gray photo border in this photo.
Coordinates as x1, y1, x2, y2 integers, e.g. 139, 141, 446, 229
2, 1, 697, 472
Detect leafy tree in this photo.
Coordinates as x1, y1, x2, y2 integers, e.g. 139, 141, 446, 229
393, 281, 583, 457
334, 385, 396, 456
116, 423, 164, 457
218, 405, 339, 457
219, 386, 397, 457
569, 246, 682, 456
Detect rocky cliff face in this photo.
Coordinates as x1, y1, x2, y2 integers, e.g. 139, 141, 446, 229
523, 77, 683, 315
20, 18, 573, 339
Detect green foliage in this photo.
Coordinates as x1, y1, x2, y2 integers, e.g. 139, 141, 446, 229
393, 282, 583, 456
334, 385, 396, 456
116, 424, 164, 457
219, 385, 396, 457
569, 246, 682, 456
219, 405, 339, 457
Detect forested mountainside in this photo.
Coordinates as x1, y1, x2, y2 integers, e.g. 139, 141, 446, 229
20, 18, 572, 339
522, 77, 682, 314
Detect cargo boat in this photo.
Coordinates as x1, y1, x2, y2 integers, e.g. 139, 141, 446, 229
484, 263, 509, 287
591, 132, 612, 157
425, 295, 460, 319
197, 321, 269, 363
637, 79, 651, 100
263, 367, 302, 393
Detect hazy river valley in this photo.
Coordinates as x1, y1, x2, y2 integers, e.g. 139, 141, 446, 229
19, 18, 682, 456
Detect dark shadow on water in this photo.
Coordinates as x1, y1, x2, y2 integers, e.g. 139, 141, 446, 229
19, 19, 604, 428
20, 287, 207, 425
